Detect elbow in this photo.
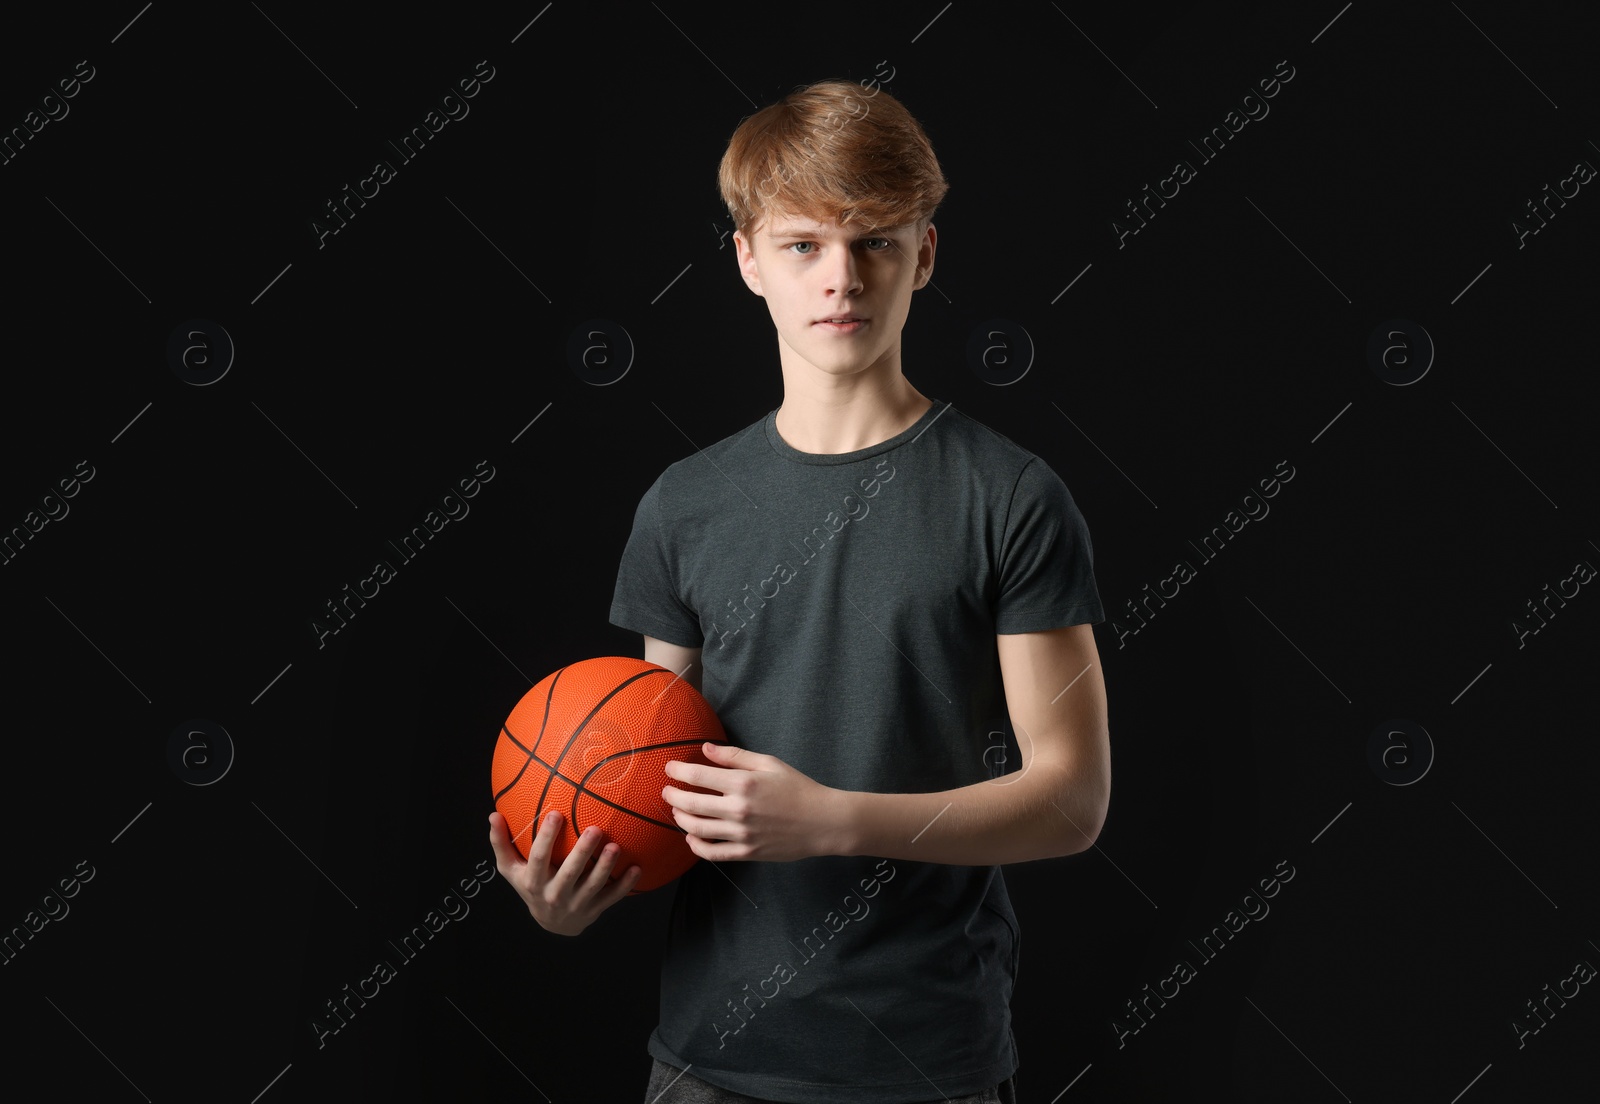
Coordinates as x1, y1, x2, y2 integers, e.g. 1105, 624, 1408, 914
1086, 794, 1109, 851
1069, 800, 1107, 856
1061, 762, 1110, 856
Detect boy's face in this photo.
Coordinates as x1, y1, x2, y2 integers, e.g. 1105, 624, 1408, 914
733, 214, 936, 382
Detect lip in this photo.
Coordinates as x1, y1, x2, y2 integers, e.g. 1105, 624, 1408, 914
814, 316, 868, 333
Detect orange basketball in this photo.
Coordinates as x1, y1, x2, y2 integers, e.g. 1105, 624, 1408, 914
491, 656, 726, 895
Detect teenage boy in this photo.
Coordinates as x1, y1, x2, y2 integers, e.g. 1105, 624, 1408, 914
489, 78, 1110, 1104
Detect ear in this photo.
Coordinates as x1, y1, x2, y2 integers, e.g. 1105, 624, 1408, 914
912, 222, 937, 291
734, 231, 765, 297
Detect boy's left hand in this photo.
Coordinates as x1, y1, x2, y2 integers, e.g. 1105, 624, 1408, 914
661, 742, 848, 862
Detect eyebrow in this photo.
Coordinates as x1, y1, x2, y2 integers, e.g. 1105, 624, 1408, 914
767, 227, 893, 240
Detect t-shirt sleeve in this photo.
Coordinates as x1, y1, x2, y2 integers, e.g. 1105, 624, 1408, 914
609, 473, 702, 648
994, 456, 1107, 633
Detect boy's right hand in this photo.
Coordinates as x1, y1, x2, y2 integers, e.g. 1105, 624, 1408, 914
488, 808, 641, 936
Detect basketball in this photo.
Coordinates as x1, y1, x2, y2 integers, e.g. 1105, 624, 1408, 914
491, 656, 727, 895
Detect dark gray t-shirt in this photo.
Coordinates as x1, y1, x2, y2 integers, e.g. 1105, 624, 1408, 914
609, 398, 1105, 1103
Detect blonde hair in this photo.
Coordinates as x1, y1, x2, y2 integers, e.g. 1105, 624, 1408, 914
717, 78, 949, 241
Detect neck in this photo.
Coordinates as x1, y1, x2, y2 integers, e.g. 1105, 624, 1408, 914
774, 371, 932, 455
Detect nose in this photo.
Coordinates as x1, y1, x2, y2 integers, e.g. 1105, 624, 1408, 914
823, 243, 864, 297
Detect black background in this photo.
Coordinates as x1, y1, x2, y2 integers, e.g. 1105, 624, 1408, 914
1, 2, 1595, 1101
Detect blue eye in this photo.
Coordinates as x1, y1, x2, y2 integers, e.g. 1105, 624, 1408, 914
786, 238, 891, 255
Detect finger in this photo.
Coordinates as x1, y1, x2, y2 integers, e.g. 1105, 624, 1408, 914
581, 840, 626, 897
486, 811, 524, 877
667, 761, 709, 790
553, 824, 607, 894
596, 860, 643, 907
662, 785, 706, 817
525, 810, 562, 878
672, 808, 722, 839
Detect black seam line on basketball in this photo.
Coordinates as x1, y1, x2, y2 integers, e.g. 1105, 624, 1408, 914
531, 667, 675, 834
568, 735, 717, 834
501, 721, 533, 757
492, 724, 536, 804
496, 735, 705, 821
493, 666, 565, 806
525, 736, 709, 793
567, 785, 687, 836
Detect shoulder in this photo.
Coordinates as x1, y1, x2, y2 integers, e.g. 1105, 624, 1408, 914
647, 411, 770, 513
934, 405, 1035, 462
930, 406, 1079, 502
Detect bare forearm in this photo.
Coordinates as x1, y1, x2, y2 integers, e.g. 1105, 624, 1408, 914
835, 762, 1106, 865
